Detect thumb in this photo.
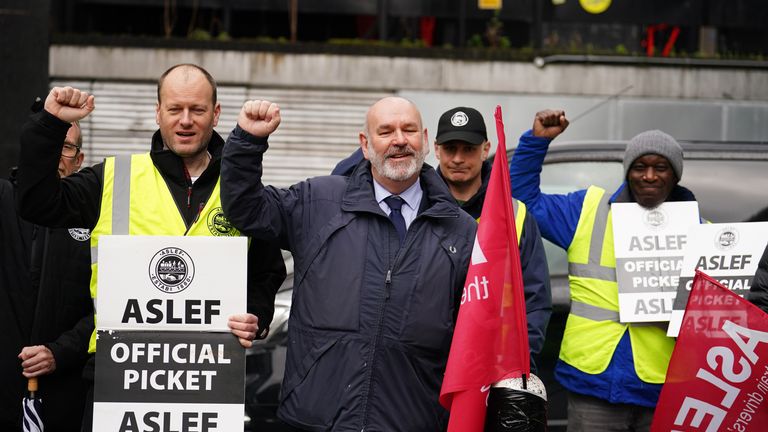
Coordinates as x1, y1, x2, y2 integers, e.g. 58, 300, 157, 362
84, 94, 95, 112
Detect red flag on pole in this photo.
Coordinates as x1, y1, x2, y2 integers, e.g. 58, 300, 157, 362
651, 271, 768, 432
439, 105, 530, 432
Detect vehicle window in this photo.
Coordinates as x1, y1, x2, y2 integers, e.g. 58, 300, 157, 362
536, 159, 767, 277
682, 160, 767, 223
538, 161, 623, 277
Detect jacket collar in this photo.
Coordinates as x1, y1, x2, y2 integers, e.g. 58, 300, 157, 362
148, 130, 225, 187
342, 159, 461, 219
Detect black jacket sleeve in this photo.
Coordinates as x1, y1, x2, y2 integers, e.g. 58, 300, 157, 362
18, 111, 103, 229
45, 311, 94, 372
748, 242, 768, 314
247, 241, 287, 339
519, 211, 552, 373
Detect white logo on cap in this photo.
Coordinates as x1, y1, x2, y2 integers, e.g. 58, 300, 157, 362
450, 111, 469, 127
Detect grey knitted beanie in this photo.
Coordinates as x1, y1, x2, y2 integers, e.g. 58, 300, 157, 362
623, 130, 683, 180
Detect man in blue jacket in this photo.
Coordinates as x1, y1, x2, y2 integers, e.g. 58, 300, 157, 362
222, 97, 477, 431
510, 110, 695, 432
333, 106, 552, 372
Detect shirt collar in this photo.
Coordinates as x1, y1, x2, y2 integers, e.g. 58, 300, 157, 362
372, 178, 422, 212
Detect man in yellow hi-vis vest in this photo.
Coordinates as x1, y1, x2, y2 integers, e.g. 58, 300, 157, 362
510, 110, 696, 432
17, 64, 286, 432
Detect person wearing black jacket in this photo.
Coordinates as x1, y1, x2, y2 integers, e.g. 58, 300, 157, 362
17, 64, 286, 431
748, 243, 768, 314
1, 120, 92, 431
0, 172, 36, 431
433, 107, 551, 372
21, 120, 93, 432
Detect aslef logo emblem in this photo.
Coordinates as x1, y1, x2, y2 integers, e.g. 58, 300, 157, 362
148, 247, 195, 293
643, 207, 667, 230
714, 226, 739, 250
450, 111, 469, 127
68, 228, 91, 242
207, 207, 237, 236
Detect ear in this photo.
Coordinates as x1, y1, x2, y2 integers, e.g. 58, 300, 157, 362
481, 140, 491, 160
212, 102, 222, 127
74, 152, 84, 171
433, 142, 442, 161
155, 102, 161, 125
359, 132, 370, 160
423, 128, 430, 156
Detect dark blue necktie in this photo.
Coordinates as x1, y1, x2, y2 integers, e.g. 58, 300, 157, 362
384, 195, 406, 246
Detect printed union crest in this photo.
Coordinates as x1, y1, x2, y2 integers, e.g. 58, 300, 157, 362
450, 111, 469, 127
207, 207, 237, 236
68, 227, 91, 241
714, 226, 739, 250
148, 247, 195, 293
643, 207, 668, 230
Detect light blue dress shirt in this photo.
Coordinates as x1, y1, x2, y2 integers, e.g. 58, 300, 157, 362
372, 178, 422, 230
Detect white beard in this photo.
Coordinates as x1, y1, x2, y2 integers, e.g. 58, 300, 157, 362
367, 141, 427, 182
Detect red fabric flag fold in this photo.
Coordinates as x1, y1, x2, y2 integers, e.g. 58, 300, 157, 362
651, 271, 768, 432
439, 105, 530, 432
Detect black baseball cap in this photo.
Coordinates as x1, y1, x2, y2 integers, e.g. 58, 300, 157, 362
435, 107, 487, 145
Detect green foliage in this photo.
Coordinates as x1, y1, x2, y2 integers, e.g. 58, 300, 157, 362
188, 28, 211, 40
467, 34, 484, 48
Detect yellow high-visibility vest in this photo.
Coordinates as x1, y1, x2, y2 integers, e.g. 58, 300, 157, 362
559, 186, 674, 383
87, 154, 242, 353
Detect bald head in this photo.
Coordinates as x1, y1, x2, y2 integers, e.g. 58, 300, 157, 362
363, 97, 423, 138
157, 64, 217, 105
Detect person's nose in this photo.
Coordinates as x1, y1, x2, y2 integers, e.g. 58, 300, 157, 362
642, 167, 657, 181
180, 109, 193, 127
392, 129, 407, 145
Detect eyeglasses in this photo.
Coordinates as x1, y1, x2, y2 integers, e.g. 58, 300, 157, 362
61, 143, 81, 159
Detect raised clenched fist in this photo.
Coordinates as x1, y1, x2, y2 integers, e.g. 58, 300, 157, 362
237, 100, 281, 138
532, 109, 569, 139
44, 86, 95, 122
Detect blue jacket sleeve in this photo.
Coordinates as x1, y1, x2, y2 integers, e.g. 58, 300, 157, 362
519, 211, 552, 373
509, 129, 586, 250
221, 125, 300, 251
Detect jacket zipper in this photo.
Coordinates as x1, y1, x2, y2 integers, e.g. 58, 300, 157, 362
360, 265, 394, 430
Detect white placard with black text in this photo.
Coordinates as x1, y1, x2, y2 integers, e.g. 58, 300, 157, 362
96, 235, 246, 331
93, 235, 247, 432
667, 222, 768, 337
612, 202, 700, 322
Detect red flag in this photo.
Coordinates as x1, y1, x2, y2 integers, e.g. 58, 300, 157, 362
439, 106, 530, 432
651, 271, 768, 432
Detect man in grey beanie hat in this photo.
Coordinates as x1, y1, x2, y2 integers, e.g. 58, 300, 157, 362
509, 111, 699, 432
623, 129, 686, 208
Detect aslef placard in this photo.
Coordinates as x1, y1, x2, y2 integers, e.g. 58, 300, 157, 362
667, 222, 768, 337
93, 235, 247, 431
612, 202, 699, 322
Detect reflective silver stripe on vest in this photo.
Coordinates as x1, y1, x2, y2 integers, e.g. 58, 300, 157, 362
90, 155, 132, 266
112, 154, 132, 235
570, 300, 620, 322
512, 199, 519, 215
569, 191, 616, 282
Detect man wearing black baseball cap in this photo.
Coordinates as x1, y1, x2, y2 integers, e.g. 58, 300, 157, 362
435, 106, 552, 374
